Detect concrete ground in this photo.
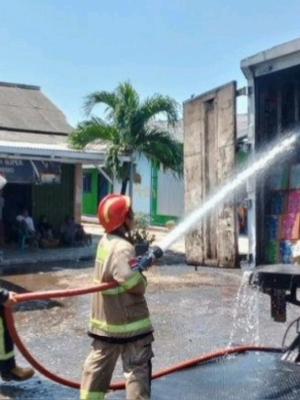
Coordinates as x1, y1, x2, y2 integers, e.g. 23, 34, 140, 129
0, 226, 284, 400
0, 219, 248, 273
0, 223, 183, 272
1, 253, 300, 399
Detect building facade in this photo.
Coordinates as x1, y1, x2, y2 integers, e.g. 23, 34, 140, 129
82, 120, 184, 226
0, 82, 106, 244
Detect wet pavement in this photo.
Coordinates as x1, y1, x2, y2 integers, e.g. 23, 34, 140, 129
1, 256, 300, 399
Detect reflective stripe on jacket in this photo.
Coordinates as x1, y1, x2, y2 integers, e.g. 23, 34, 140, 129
89, 234, 153, 338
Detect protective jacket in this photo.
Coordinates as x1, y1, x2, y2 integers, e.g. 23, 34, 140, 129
89, 234, 153, 339
0, 289, 9, 305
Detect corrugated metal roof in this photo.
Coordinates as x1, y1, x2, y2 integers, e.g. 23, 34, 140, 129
0, 140, 106, 164
0, 129, 107, 164
0, 136, 106, 153
241, 37, 300, 70
0, 128, 137, 165
0, 82, 72, 135
0, 130, 69, 145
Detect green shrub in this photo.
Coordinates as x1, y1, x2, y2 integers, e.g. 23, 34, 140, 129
131, 214, 155, 245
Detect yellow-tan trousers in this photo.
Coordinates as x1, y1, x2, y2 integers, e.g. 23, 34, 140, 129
80, 334, 154, 400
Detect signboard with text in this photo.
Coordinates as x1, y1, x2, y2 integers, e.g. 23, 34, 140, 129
0, 159, 61, 184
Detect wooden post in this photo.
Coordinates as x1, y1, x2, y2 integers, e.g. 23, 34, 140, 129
294, 81, 299, 123
74, 164, 83, 223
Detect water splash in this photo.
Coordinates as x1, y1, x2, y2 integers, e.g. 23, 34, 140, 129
160, 133, 298, 251
227, 271, 260, 348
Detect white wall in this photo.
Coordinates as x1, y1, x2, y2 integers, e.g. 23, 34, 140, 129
114, 155, 184, 222
157, 170, 184, 217
113, 155, 151, 216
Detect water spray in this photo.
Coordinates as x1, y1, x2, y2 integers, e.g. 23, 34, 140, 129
137, 132, 298, 269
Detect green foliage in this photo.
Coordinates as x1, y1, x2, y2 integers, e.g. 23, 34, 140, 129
165, 220, 176, 230
70, 81, 183, 193
131, 214, 156, 245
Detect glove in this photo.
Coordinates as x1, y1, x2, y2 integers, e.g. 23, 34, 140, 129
131, 246, 163, 272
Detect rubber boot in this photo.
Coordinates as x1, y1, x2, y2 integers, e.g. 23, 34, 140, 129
1, 366, 34, 381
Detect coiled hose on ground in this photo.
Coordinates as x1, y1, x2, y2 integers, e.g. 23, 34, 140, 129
4, 283, 282, 391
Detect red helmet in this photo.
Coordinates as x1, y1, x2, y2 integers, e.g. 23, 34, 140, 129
98, 194, 132, 233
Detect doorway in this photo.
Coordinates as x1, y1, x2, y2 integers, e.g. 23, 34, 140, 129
98, 174, 110, 203
2, 183, 32, 243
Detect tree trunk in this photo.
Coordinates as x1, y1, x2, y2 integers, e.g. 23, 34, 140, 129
120, 178, 128, 195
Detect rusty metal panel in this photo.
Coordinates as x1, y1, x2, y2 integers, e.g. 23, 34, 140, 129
184, 82, 238, 267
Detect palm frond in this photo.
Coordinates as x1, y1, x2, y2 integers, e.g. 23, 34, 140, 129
137, 128, 183, 177
115, 81, 140, 111
76, 81, 182, 180
132, 95, 179, 133
84, 91, 118, 116
114, 81, 140, 129
69, 118, 118, 149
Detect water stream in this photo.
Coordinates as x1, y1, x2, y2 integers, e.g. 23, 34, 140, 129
158, 132, 298, 348
227, 271, 260, 348
160, 132, 298, 252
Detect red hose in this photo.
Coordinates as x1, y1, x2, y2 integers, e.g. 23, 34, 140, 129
12, 281, 119, 303
4, 285, 282, 391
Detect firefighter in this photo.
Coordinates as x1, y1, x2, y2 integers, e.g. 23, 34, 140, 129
81, 194, 154, 400
0, 289, 35, 381
0, 176, 34, 382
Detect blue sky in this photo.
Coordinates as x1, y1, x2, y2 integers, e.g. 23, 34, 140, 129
1, 0, 300, 126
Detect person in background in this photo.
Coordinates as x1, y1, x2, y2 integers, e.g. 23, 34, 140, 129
16, 209, 36, 235
16, 209, 38, 249
74, 223, 92, 246
0, 289, 34, 381
37, 215, 59, 248
60, 216, 92, 247
60, 216, 77, 246
0, 176, 34, 382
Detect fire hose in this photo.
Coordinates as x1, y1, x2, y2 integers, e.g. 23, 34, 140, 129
4, 282, 282, 391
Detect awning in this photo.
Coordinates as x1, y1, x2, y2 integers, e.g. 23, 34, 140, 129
0, 139, 106, 164
0, 131, 130, 164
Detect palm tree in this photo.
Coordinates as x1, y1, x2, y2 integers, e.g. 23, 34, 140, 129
70, 81, 183, 195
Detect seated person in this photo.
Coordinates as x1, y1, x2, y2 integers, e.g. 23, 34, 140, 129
0, 289, 34, 381
60, 216, 77, 246
37, 215, 59, 249
60, 217, 92, 247
74, 223, 92, 246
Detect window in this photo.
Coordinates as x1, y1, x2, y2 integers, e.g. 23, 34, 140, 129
83, 173, 92, 193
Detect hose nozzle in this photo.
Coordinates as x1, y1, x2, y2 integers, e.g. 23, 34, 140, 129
152, 246, 163, 259
134, 246, 163, 272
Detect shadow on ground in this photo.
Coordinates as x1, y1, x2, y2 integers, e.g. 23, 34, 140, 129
0, 377, 76, 400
